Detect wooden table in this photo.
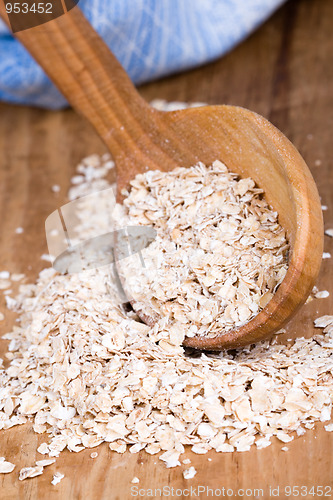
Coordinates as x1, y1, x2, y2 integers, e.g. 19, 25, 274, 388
1, 0, 332, 498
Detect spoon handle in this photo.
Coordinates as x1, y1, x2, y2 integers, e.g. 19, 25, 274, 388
0, 5, 153, 158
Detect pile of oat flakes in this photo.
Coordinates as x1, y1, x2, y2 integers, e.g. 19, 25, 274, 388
0, 101, 333, 481
116, 159, 288, 337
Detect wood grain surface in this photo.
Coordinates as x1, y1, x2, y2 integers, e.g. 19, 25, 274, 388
0, 0, 333, 498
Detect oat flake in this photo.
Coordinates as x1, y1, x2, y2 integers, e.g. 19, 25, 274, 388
51, 472, 64, 485
183, 466, 197, 479
0, 457, 15, 474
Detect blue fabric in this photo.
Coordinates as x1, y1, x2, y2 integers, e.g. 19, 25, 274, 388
0, 0, 285, 109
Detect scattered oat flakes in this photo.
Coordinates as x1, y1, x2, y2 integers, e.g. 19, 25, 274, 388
36, 459, 56, 467
324, 423, 333, 432
51, 472, 64, 485
281, 447, 289, 451
71, 175, 85, 185
275, 328, 286, 335
255, 437, 272, 450
40, 254, 54, 263
192, 445, 209, 455
314, 315, 333, 328
183, 466, 197, 479
315, 290, 330, 299
131, 477, 140, 484
19, 466, 44, 480
4, 296, 16, 308
276, 433, 294, 443
0, 104, 333, 481
216, 444, 234, 453
109, 442, 127, 454
0, 279, 11, 290
159, 449, 182, 468
10, 273, 25, 282
37, 443, 50, 455
0, 457, 15, 473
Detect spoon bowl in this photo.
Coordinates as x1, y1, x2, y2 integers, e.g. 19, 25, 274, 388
0, 5, 323, 349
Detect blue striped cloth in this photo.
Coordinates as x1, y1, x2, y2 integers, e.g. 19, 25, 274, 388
0, 0, 285, 109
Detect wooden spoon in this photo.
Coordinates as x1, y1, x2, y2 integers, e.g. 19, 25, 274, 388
0, 5, 323, 350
